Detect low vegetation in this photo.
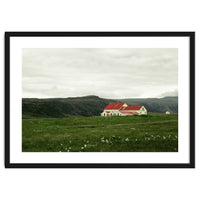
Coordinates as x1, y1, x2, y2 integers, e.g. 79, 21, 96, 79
22, 114, 178, 152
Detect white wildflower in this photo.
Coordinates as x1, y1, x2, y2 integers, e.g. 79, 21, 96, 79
84, 144, 87, 148
125, 138, 129, 142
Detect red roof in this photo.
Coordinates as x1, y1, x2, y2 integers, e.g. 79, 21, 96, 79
104, 102, 125, 110
120, 111, 139, 115
120, 106, 142, 111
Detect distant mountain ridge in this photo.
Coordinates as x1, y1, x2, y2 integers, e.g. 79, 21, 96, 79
116, 96, 178, 114
22, 95, 178, 119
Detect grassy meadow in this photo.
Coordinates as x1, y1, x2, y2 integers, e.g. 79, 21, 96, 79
22, 113, 178, 152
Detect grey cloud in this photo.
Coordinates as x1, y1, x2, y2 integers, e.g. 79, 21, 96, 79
22, 48, 178, 98
158, 89, 178, 98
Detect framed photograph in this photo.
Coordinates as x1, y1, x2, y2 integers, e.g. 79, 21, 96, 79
5, 32, 195, 168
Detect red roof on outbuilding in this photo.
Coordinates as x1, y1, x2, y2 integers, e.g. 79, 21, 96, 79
104, 102, 125, 110
120, 106, 142, 111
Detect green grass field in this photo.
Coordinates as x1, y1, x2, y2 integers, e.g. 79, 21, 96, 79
22, 114, 178, 152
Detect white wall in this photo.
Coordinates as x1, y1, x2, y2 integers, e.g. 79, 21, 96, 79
0, 1, 199, 200
101, 110, 121, 116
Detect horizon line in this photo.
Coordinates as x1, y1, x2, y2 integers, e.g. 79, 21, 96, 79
22, 95, 178, 99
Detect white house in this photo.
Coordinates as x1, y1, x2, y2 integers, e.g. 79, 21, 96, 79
101, 102, 128, 116
101, 102, 147, 116
166, 111, 170, 115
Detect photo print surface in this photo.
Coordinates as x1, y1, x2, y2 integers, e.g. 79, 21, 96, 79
22, 48, 178, 153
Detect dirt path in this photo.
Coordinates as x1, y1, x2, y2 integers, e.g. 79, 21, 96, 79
69, 120, 177, 128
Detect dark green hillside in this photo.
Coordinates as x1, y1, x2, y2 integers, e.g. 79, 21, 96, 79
22, 96, 178, 119
117, 96, 178, 114
22, 95, 115, 119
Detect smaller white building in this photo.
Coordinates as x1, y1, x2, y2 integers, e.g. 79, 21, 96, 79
166, 111, 170, 115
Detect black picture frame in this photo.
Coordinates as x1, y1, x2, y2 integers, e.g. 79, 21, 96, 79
5, 32, 195, 168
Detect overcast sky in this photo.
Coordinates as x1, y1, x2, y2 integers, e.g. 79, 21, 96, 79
22, 48, 178, 99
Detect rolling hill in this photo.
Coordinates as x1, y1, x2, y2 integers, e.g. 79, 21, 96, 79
117, 96, 178, 114
22, 95, 178, 119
